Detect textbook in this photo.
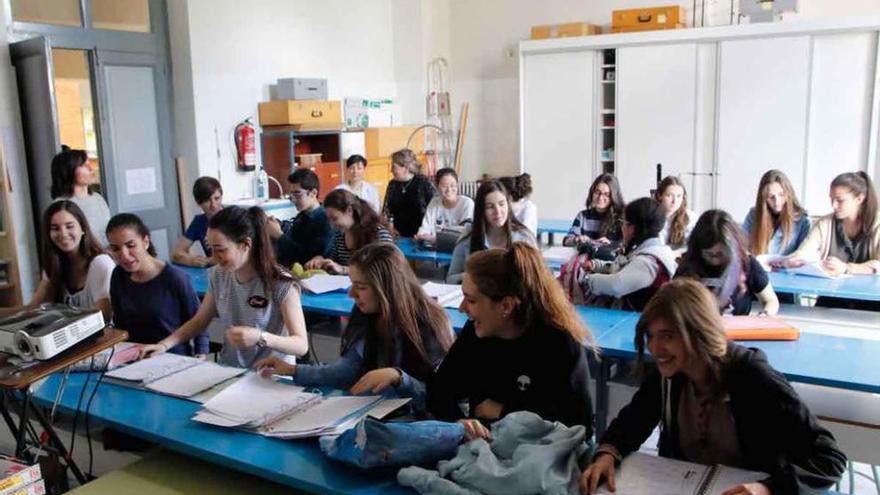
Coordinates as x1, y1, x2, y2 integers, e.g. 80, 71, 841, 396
0, 456, 41, 495
422, 282, 464, 308
193, 373, 410, 439
105, 354, 246, 400
722, 315, 800, 341
595, 452, 766, 495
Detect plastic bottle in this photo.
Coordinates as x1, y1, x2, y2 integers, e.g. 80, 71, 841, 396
254, 167, 268, 201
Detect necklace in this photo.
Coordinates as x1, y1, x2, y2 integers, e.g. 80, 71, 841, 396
400, 176, 415, 194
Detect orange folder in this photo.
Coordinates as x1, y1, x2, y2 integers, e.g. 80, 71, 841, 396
722, 316, 800, 341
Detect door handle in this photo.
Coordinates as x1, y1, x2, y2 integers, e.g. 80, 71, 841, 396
311, 110, 323, 118
638, 14, 652, 23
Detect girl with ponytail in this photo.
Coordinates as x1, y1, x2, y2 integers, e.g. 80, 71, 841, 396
140, 206, 309, 367
428, 242, 596, 440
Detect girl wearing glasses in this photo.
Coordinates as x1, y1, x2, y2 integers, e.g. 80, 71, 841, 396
564, 174, 625, 248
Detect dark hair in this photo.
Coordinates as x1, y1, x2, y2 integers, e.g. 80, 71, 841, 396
345, 243, 453, 372
208, 206, 291, 289
831, 171, 879, 239
434, 167, 458, 185
624, 197, 666, 251
467, 180, 528, 253
466, 243, 595, 350
50, 149, 88, 198
106, 213, 157, 257
346, 154, 367, 168
750, 170, 806, 255
41, 200, 105, 302
390, 149, 421, 175
499, 173, 533, 202
586, 174, 626, 237
323, 189, 386, 250
679, 209, 750, 309
193, 176, 222, 204
655, 176, 691, 247
287, 168, 320, 194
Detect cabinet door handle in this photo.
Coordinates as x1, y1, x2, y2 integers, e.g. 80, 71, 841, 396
638, 14, 652, 23
311, 110, 323, 118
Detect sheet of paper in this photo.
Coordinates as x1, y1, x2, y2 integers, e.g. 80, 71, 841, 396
542, 246, 577, 263
263, 396, 381, 436
125, 167, 157, 195
422, 282, 464, 308
105, 354, 201, 383
201, 373, 310, 425
146, 362, 246, 398
706, 465, 768, 495
300, 274, 352, 294
786, 262, 850, 280
595, 452, 707, 495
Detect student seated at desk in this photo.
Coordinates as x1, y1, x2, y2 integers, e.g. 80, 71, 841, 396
172, 176, 223, 267
655, 176, 695, 254
414, 168, 474, 243
429, 243, 595, 441
0, 201, 114, 320
256, 243, 453, 409
446, 180, 536, 284
305, 189, 393, 275
266, 168, 333, 268
580, 198, 677, 311
335, 154, 381, 213
563, 173, 625, 248
743, 169, 811, 257
777, 172, 880, 310
383, 149, 436, 238
676, 210, 779, 316
50, 148, 112, 246
140, 206, 308, 367
499, 173, 537, 235
579, 279, 846, 495
106, 214, 207, 356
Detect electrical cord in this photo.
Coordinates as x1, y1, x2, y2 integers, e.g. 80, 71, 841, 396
67, 356, 95, 458
84, 346, 114, 479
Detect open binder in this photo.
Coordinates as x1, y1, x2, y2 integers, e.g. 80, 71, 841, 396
104, 353, 246, 400
192, 373, 410, 439
596, 452, 767, 495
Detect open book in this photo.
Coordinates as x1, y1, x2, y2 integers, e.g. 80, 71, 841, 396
193, 373, 410, 439
105, 353, 246, 400
422, 282, 464, 308
596, 452, 767, 495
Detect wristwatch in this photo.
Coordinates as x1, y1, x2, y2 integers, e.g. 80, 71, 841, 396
256, 331, 268, 348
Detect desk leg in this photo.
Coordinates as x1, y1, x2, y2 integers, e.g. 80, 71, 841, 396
595, 357, 613, 439
0, 391, 21, 442
14, 391, 31, 459
15, 388, 88, 485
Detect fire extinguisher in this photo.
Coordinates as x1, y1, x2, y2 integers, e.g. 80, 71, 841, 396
234, 118, 256, 171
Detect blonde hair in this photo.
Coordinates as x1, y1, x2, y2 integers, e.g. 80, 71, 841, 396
635, 278, 728, 381
465, 243, 596, 351
390, 148, 421, 175
750, 169, 805, 255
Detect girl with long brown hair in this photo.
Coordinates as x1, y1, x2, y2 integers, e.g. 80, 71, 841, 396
655, 176, 695, 253
306, 188, 393, 274
140, 206, 309, 368
429, 242, 595, 440
580, 279, 845, 495
564, 173, 625, 248
257, 243, 453, 408
743, 169, 810, 256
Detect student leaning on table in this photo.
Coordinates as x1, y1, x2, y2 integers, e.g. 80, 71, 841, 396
256, 243, 453, 411
580, 279, 846, 495
140, 206, 309, 367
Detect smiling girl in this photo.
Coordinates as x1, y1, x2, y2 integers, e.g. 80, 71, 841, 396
414, 168, 474, 242
257, 243, 453, 409
335, 154, 381, 213
140, 206, 308, 367
579, 279, 845, 495
429, 242, 595, 440
107, 214, 207, 356
564, 173, 625, 248
655, 176, 695, 254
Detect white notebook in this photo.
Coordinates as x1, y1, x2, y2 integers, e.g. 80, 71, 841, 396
199, 373, 314, 426
105, 353, 202, 384
145, 362, 245, 399
595, 453, 767, 495
300, 274, 352, 294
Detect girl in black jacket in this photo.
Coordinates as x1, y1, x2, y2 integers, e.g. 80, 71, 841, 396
580, 278, 846, 495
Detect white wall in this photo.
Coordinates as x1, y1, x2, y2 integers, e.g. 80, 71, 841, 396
169, 0, 402, 201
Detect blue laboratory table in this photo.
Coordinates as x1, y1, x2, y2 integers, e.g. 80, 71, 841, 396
769, 271, 880, 302
537, 219, 571, 245
396, 238, 453, 266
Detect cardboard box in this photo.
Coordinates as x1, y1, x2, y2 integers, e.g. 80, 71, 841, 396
258, 100, 342, 127
275, 78, 328, 100
3, 480, 45, 495
363, 126, 424, 159
612, 6, 686, 30
0, 456, 41, 495
530, 22, 601, 39
343, 98, 402, 128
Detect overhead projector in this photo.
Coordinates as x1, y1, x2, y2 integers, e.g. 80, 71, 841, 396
0, 305, 105, 361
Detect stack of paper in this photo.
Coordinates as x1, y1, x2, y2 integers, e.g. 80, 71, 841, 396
422, 282, 464, 308
300, 274, 352, 294
194, 373, 319, 428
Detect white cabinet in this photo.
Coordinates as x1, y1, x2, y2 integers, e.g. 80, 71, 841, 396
616, 43, 698, 201
521, 50, 596, 219
716, 36, 811, 223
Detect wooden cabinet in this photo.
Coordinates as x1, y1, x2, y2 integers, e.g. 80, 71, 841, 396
260, 128, 343, 200
0, 142, 22, 307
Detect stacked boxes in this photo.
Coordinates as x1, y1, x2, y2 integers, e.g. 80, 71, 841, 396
0, 456, 44, 495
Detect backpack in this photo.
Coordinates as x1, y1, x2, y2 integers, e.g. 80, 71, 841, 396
557, 252, 592, 305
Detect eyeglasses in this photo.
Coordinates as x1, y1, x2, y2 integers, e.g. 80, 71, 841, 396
289, 190, 309, 198
592, 191, 611, 198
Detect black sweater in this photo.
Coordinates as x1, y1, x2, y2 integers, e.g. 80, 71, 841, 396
601, 342, 846, 495
383, 175, 436, 237
427, 320, 594, 437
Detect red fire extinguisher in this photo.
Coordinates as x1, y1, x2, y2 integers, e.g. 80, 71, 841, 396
234, 118, 256, 171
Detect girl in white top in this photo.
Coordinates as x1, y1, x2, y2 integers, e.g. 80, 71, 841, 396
335, 154, 381, 213
500, 174, 538, 235
140, 206, 309, 368
655, 176, 696, 254
415, 168, 475, 242
50, 148, 112, 246
0, 200, 113, 321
